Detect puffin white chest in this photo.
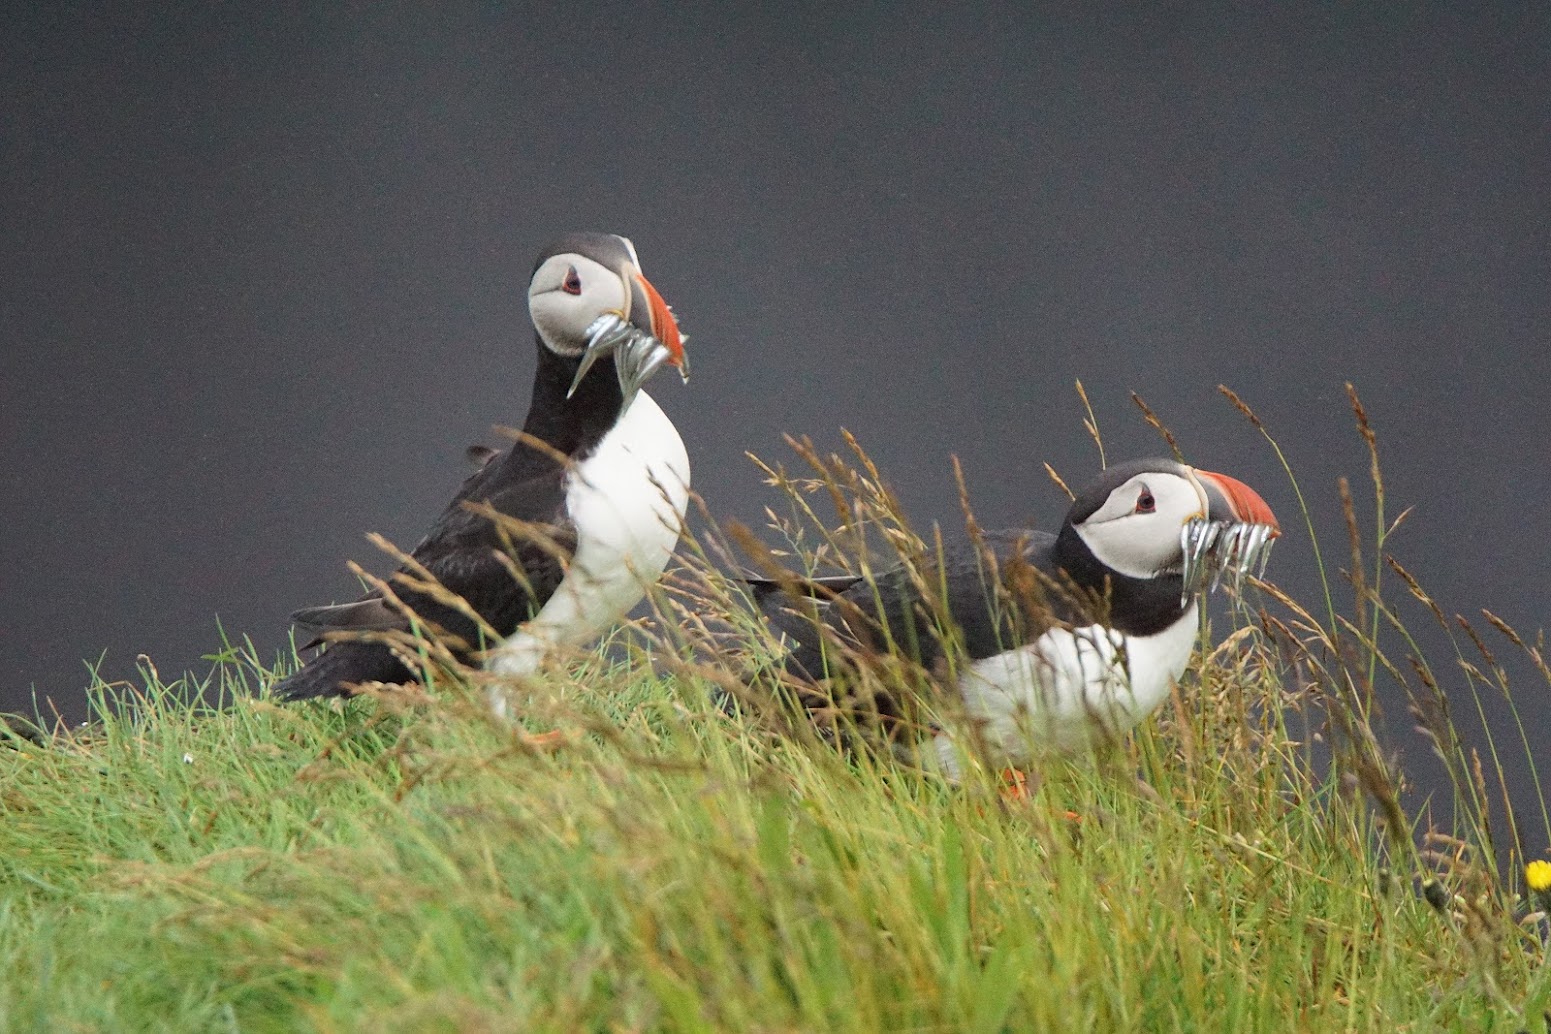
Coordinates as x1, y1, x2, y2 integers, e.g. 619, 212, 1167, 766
944, 603, 1200, 765
485, 391, 690, 678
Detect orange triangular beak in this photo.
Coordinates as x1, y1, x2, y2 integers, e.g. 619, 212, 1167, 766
632, 270, 687, 380
1195, 469, 1280, 532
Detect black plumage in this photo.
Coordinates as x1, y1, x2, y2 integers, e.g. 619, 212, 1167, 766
752, 461, 1198, 681
750, 526, 1180, 683
272, 342, 626, 699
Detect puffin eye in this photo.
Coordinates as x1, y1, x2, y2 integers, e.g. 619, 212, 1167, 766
1135, 489, 1156, 514
562, 267, 582, 295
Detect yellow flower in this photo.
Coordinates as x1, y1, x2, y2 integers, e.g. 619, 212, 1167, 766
1526, 859, 1551, 894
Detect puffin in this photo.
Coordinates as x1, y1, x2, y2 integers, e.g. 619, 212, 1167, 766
272, 232, 691, 708
745, 458, 1279, 773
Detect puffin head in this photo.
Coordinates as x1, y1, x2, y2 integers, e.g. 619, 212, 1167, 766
1066, 458, 1279, 593
527, 232, 687, 408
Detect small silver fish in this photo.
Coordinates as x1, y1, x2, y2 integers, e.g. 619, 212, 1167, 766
568, 313, 687, 412
1179, 518, 1277, 605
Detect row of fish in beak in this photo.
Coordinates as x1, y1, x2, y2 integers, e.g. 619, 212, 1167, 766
569, 312, 689, 412
1179, 518, 1278, 604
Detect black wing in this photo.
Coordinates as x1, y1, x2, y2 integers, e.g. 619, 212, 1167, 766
291, 447, 577, 655
753, 530, 1070, 681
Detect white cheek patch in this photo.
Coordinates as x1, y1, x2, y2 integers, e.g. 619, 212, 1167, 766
529, 255, 628, 356
1074, 473, 1203, 579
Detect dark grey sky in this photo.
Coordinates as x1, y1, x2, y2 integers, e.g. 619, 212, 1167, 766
3, 4, 1548, 806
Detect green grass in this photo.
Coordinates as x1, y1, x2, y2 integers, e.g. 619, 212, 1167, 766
1, 634, 1547, 1032
6, 389, 1550, 1031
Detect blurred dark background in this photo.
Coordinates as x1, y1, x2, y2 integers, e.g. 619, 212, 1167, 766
3, 4, 1547, 818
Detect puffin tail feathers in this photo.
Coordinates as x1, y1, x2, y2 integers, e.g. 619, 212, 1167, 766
270, 640, 415, 702
741, 573, 861, 609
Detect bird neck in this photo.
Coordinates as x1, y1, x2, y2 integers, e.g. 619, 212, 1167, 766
1051, 523, 1190, 636
512, 337, 628, 464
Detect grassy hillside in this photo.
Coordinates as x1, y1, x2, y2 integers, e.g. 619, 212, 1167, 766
4, 393, 1549, 1031
1, 637, 1546, 1032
